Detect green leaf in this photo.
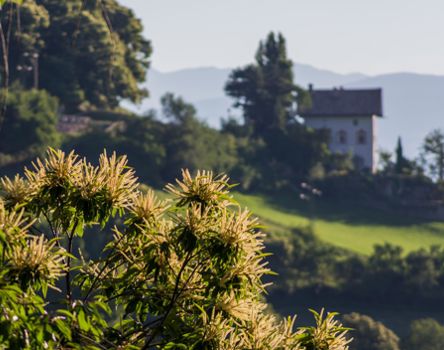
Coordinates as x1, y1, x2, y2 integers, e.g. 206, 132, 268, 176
54, 319, 72, 340
77, 309, 90, 332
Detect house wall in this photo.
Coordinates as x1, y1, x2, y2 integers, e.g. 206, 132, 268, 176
304, 115, 378, 172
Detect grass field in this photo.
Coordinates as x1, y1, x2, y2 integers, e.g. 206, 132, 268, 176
233, 192, 444, 255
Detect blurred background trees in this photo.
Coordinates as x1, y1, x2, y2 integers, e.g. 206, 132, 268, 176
5, 0, 151, 112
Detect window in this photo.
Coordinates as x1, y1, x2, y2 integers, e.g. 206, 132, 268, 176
357, 129, 366, 145
338, 130, 347, 144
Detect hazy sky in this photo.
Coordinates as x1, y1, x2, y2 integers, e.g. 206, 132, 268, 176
120, 0, 444, 76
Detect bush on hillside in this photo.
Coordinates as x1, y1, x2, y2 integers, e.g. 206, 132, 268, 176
342, 313, 400, 350
403, 318, 444, 350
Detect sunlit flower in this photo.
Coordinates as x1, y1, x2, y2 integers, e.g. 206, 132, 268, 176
219, 250, 270, 292
129, 190, 169, 226
0, 202, 31, 243
74, 160, 106, 200
299, 309, 351, 350
217, 293, 261, 321
28, 148, 81, 188
99, 151, 138, 208
239, 306, 284, 349
200, 309, 233, 345
166, 169, 232, 208
8, 235, 65, 285
219, 208, 259, 247
0, 175, 33, 207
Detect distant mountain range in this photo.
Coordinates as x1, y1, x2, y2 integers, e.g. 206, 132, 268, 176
124, 63, 444, 157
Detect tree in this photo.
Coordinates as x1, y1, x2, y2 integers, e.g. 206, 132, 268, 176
160, 93, 238, 181
0, 87, 60, 163
4, 0, 151, 112
225, 32, 307, 135
404, 318, 444, 350
420, 129, 444, 182
395, 137, 408, 174
62, 112, 167, 187
343, 313, 400, 350
0, 148, 350, 349
378, 149, 394, 174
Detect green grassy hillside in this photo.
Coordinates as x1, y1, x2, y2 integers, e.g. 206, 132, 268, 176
233, 192, 444, 255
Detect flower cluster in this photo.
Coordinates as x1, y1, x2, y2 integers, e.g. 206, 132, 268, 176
1, 148, 139, 228
7, 235, 65, 290
101, 166, 350, 349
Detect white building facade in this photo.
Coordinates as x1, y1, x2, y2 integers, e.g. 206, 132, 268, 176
299, 88, 383, 173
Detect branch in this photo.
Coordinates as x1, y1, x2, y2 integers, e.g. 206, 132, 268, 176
141, 250, 197, 349
0, 7, 10, 133
65, 219, 79, 305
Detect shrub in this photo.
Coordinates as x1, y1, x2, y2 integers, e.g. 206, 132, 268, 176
0, 149, 350, 349
342, 313, 400, 350
0, 88, 60, 158
403, 318, 444, 350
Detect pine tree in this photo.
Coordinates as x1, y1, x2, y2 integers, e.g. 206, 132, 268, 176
225, 32, 307, 135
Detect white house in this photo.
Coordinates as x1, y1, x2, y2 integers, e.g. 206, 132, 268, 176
299, 86, 383, 173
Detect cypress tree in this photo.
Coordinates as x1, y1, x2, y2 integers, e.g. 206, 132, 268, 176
395, 136, 405, 174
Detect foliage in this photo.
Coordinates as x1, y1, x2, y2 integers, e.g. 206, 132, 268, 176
0, 87, 60, 162
342, 313, 400, 350
0, 148, 350, 349
5, 0, 151, 111
265, 223, 444, 302
420, 129, 444, 182
225, 32, 308, 135
395, 137, 409, 174
0, 0, 23, 5
267, 228, 351, 293
63, 113, 167, 186
403, 318, 444, 350
160, 93, 238, 182
64, 94, 238, 187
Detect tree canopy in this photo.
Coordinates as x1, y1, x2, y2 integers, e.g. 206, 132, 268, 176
343, 313, 400, 350
225, 32, 308, 135
4, 0, 151, 112
404, 318, 444, 350
420, 129, 444, 182
0, 87, 60, 162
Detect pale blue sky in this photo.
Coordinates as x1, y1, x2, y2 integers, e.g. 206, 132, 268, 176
120, 0, 444, 75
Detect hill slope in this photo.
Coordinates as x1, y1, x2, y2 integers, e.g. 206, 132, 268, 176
234, 192, 444, 255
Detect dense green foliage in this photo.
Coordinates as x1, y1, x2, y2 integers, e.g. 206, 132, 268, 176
268, 228, 444, 300
342, 313, 400, 350
404, 318, 444, 350
65, 94, 238, 187
4, 0, 151, 111
0, 149, 350, 349
420, 129, 444, 182
0, 88, 60, 163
